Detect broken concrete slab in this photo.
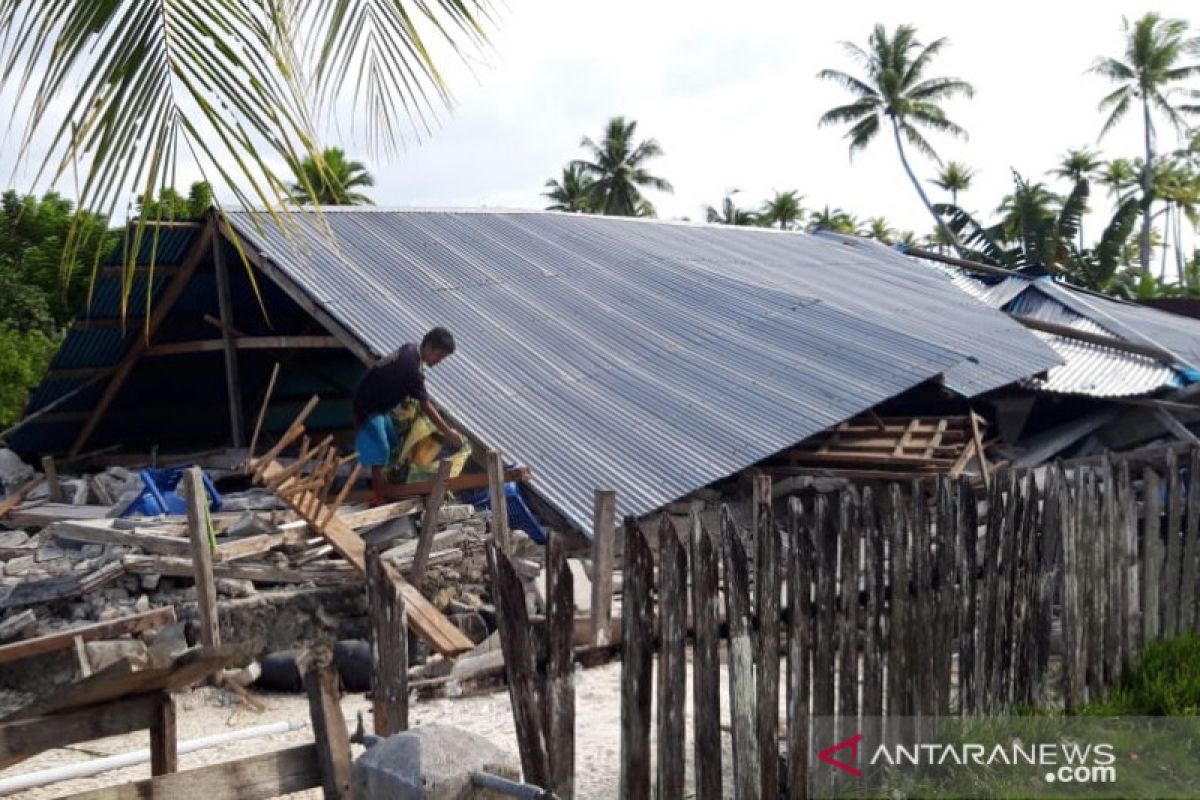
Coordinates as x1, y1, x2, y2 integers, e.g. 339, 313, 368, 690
351, 723, 520, 800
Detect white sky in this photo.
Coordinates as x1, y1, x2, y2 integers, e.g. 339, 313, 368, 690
2, 0, 1197, 250
375, 0, 1198, 243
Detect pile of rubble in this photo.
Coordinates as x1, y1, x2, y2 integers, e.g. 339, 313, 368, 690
0, 447, 554, 697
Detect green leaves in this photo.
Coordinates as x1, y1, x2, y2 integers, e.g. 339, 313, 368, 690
572, 116, 672, 217
0, 0, 491, 299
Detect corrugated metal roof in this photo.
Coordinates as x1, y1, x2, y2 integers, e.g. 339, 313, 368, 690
223, 209, 1060, 529
924, 263, 1183, 396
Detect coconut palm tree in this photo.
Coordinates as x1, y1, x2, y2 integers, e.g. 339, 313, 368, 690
573, 117, 673, 217
995, 176, 1062, 245
1049, 148, 1104, 249
760, 190, 805, 230
866, 216, 895, 243
0, 1, 492, 281
817, 24, 974, 254
929, 161, 975, 208
1092, 12, 1200, 274
1050, 148, 1105, 184
291, 148, 375, 205
543, 165, 596, 213
1098, 158, 1140, 201
808, 206, 859, 235
705, 193, 757, 226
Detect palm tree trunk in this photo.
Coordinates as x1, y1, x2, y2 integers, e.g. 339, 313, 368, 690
1140, 97, 1154, 275
891, 118, 966, 259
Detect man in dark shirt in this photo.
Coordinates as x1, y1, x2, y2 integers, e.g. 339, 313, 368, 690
353, 327, 463, 503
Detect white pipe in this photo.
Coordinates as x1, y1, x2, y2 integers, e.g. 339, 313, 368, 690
0, 718, 313, 795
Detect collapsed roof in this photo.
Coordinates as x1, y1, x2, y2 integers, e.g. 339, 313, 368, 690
13, 209, 1064, 530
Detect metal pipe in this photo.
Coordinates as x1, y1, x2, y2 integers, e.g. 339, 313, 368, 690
470, 771, 558, 799
0, 718, 312, 795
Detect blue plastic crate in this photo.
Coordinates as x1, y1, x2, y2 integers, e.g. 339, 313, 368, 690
120, 467, 222, 517
464, 482, 548, 544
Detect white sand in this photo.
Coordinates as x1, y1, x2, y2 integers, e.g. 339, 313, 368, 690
2, 658, 748, 799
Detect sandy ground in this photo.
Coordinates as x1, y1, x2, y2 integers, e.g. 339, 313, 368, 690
2, 656, 746, 799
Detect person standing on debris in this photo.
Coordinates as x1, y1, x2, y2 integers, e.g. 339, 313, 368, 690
353, 327, 464, 504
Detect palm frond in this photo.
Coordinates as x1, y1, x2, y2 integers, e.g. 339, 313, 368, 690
815, 68, 879, 99
818, 100, 877, 127
934, 202, 1009, 266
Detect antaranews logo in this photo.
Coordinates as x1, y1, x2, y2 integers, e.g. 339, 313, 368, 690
816, 732, 1117, 786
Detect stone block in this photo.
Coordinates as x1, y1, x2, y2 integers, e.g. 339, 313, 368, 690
352, 723, 520, 800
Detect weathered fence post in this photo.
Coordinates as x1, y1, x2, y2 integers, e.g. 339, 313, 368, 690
691, 510, 723, 800
619, 518, 653, 800
722, 507, 760, 800
1142, 467, 1163, 646
546, 532, 575, 799
303, 648, 353, 800
754, 475, 781, 799
590, 490, 618, 646
366, 549, 408, 736
959, 478, 978, 715
786, 497, 813, 800
1182, 448, 1200, 635
1163, 448, 1185, 637
836, 488, 860, 739
657, 514, 687, 800
487, 542, 549, 787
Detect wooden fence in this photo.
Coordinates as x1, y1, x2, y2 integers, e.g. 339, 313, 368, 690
491, 445, 1200, 799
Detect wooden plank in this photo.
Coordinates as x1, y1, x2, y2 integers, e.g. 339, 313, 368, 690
184, 468, 220, 677
150, 693, 177, 776
247, 362, 280, 462
1142, 468, 1163, 644
59, 743, 321, 800
885, 485, 910, 717
366, 549, 407, 737
590, 489, 617, 646
546, 532, 576, 799
41, 456, 64, 502
50, 521, 193, 557
412, 459, 453, 589
212, 239, 245, 448
923, 418, 950, 459
1163, 448, 1185, 636
487, 451, 511, 554
1182, 448, 1200, 635
0, 561, 126, 611
656, 514, 686, 800
0, 610, 36, 643
74, 635, 92, 678
0, 692, 161, 767
8, 647, 240, 720
303, 651, 353, 800
892, 418, 921, 456
970, 411, 991, 490
814, 494, 837, 720
722, 508, 760, 800
786, 497, 813, 800
336, 498, 423, 529
786, 451, 955, 467
754, 474, 781, 800
143, 335, 343, 357
368, 466, 532, 501
618, 518, 652, 800
216, 534, 279, 562
836, 490, 860, 731
0, 607, 175, 666
69, 223, 215, 457
245, 395, 320, 476
691, 511, 723, 800
861, 487, 884, 756
0, 477, 44, 520
489, 543, 550, 788
120, 554, 354, 585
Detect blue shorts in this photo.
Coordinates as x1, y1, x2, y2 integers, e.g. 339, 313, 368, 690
355, 414, 398, 467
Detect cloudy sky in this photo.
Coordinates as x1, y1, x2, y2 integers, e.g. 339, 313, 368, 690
366, 0, 1197, 241
2, 0, 1197, 248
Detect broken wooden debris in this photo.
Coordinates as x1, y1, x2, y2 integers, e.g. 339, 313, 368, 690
0, 606, 176, 665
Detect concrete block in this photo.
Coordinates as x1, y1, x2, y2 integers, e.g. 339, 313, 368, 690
4, 555, 34, 576
352, 723, 520, 800
85, 639, 149, 672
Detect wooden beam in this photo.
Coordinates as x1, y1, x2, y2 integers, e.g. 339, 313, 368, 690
1155, 407, 1200, 445
184, 468, 220, 678
98, 266, 181, 279
0, 692, 162, 767
0, 477, 43, 520
213, 241, 245, 448
121, 554, 355, 585
365, 466, 532, 501
366, 549, 408, 737
50, 521, 194, 557
72, 317, 148, 330
41, 456, 63, 502
0, 607, 176, 666
970, 411, 991, 490
411, 459, 452, 589
247, 362, 280, 461
303, 652, 352, 800
149, 693, 177, 776
590, 489, 617, 646
215, 218, 376, 365
1011, 314, 1174, 361
336, 498, 423, 529
57, 744, 321, 800
143, 335, 343, 357
69, 222, 216, 457
487, 451, 511, 554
